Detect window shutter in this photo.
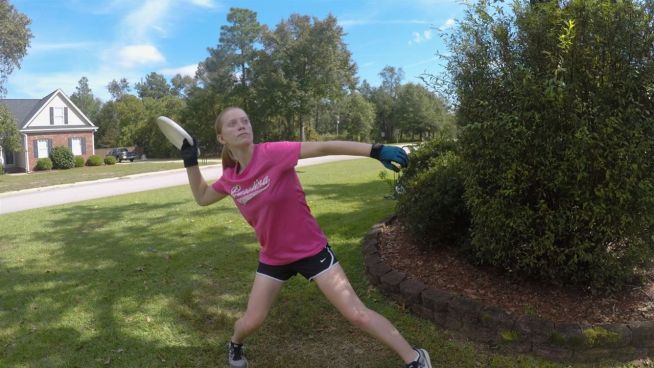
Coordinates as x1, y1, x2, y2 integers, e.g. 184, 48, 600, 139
64, 107, 68, 124
81, 137, 86, 154
50, 107, 54, 125
47, 139, 53, 155
68, 137, 72, 149
33, 140, 38, 158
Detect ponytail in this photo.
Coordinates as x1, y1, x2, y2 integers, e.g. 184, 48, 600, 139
221, 144, 237, 168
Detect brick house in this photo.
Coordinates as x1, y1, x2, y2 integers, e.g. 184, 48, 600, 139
0, 89, 98, 173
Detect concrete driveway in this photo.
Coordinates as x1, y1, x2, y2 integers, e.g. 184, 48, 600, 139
0, 155, 364, 215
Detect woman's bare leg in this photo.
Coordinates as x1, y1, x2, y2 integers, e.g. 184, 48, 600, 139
314, 264, 417, 364
231, 274, 284, 343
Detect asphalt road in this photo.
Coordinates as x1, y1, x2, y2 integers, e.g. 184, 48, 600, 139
0, 155, 364, 215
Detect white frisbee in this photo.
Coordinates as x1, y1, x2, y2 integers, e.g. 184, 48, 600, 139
156, 116, 194, 150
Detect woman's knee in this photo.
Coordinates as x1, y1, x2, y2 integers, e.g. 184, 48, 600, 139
343, 307, 372, 328
239, 310, 268, 331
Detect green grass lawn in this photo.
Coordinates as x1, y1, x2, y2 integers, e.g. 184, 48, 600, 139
0, 159, 638, 367
0, 160, 218, 194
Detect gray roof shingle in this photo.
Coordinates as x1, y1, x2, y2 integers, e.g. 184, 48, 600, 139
0, 90, 57, 129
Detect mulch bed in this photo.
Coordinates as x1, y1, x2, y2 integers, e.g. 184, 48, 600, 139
378, 220, 654, 324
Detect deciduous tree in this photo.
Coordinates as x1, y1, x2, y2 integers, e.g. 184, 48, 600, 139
261, 13, 356, 140
0, 0, 31, 96
0, 104, 20, 152
395, 83, 447, 141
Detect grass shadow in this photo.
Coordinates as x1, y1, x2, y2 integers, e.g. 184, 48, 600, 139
0, 196, 258, 367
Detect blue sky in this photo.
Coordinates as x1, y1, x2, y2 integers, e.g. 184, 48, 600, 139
6, 0, 466, 101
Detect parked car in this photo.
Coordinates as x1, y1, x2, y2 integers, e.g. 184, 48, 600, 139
107, 148, 138, 162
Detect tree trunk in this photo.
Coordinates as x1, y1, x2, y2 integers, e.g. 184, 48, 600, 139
286, 114, 294, 139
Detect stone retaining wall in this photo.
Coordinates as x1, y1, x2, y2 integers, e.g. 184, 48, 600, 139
362, 218, 654, 362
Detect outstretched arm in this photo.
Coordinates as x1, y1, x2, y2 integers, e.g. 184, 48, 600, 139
300, 141, 372, 158
181, 138, 227, 206
300, 141, 408, 172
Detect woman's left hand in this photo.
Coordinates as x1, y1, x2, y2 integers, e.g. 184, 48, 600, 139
373, 145, 408, 172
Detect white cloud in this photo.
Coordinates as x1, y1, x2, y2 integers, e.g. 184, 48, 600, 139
402, 57, 437, 69
6, 68, 132, 101
439, 18, 456, 31
188, 0, 218, 8
107, 1, 211, 74
8, 72, 79, 99
120, 0, 172, 42
30, 42, 97, 53
424, 30, 433, 40
6, 0, 224, 100
159, 64, 198, 77
115, 44, 166, 68
409, 29, 433, 45
117, 0, 218, 41
340, 18, 431, 27
414, 0, 459, 5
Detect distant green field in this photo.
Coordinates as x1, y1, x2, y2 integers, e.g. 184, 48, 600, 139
0, 160, 217, 193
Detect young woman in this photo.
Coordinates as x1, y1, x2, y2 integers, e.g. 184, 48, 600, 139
180, 107, 432, 368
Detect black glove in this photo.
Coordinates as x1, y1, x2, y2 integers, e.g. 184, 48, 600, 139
181, 137, 199, 168
370, 143, 408, 172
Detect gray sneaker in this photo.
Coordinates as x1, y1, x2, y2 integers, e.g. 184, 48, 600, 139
228, 341, 248, 368
405, 348, 432, 368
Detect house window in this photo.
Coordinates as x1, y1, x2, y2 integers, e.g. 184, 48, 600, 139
53, 107, 65, 125
37, 140, 49, 158
71, 138, 82, 155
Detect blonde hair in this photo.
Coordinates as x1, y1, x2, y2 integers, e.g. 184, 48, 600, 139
214, 107, 243, 168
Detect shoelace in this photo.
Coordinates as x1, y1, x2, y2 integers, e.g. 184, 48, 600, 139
230, 343, 243, 360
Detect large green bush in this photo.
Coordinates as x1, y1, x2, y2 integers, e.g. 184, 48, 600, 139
36, 158, 52, 171
399, 138, 459, 182
85, 155, 103, 166
0, 163, 3, 175
74, 155, 85, 168
104, 155, 116, 165
50, 146, 74, 169
444, 0, 654, 290
397, 139, 469, 250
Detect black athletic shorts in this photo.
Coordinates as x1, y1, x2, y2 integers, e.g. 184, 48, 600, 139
256, 245, 339, 282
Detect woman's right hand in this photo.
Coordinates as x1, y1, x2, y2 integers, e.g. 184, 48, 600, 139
181, 137, 199, 168
183, 140, 227, 206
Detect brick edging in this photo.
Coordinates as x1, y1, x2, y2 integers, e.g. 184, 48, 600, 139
362, 216, 652, 362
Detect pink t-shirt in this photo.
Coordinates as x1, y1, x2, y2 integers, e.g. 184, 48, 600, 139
212, 142, 328, 265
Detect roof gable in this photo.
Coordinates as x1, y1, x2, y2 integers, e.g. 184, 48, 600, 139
0, 89, 96, 131
0, 90, 54, 129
